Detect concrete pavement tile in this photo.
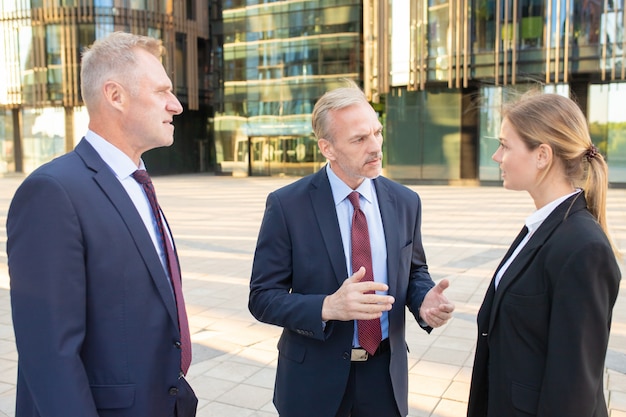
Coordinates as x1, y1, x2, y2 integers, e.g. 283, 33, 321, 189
0, 366, 16, 386
202, 361, 265, 384
196, 401, 256, 417
437, 318, 476, 340
407, 393, 439, 417
231, 347, 279, 367
0, 382, 13, 396
442, 380, 471, 402
244, 367, 276, 390
608, 370, 626, 391
429, 335, 476, 353
219, 383, 273, 410
610, 390, 626, 412
0, 391, 14, 417
454, 366, 473, 383
187, 374, 237, 402
431, 398, 468, 417
420, 346, 473, 367
408, 374, 451, 397
409, 360, 462, 380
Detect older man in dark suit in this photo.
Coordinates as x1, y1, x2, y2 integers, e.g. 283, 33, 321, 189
249, 81, 455, 417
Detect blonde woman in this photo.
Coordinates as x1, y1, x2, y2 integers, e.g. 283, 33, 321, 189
467, 92, 621, 417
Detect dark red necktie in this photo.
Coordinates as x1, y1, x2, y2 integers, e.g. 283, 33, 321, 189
132, 170, 192, 375
348, 191, 382, 355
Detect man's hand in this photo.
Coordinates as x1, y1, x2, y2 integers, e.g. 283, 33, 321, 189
321, 267, 395, 322
419, 279, 454, 328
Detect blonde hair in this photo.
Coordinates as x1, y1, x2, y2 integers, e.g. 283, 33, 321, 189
503, 92, 617, 253
311, 79, 368, 142
80, 31, 164, 110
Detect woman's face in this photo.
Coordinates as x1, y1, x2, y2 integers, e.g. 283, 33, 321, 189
492, 118, 542, 192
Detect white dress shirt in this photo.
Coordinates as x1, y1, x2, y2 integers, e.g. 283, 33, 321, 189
495, 189, 581, 289
84, 131, 169, 277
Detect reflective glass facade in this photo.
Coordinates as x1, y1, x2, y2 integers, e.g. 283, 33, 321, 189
0, 0, 217, 174
4, 0, 626, 185
213, 0, 626, 186
215, 0, 362, 176
382, 0, 626, 185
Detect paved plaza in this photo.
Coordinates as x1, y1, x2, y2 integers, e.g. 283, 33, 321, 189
0, 174, 624, 417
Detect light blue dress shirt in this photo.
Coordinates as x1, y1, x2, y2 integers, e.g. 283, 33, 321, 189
84, 131, 170, 278
326, 165, 389, 347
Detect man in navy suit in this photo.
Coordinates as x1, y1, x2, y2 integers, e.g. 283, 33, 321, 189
249, 81, 455, 417
7, 32, 197, 417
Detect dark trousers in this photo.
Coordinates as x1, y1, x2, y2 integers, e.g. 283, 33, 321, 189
334, 347, 402, 417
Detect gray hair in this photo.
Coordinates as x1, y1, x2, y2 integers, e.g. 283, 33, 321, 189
80, 31, 164, 110
311, 80, 369, 142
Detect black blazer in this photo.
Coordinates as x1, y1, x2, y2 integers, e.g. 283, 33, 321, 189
467, 192, 621, 417
249, 167, 435, 417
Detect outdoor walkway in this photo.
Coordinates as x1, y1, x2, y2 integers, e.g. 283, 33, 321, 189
0, 174, 624, 417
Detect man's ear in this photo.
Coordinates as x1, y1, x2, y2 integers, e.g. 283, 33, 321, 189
318, 138, 335, 161
536, 143, 553, 170
102, 80, 126, 111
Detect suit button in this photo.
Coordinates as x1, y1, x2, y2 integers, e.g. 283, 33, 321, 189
174, 341, 182, 349
169, 387, 179, 396
481, 332, 488, 337
342, 352, 350, 360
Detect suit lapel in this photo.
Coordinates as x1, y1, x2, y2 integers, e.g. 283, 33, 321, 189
479, 225, 528, 329
372, 178, 399, 297
75, 139, 179, 328
310, 168, 349, 286
488, 193, 587, 332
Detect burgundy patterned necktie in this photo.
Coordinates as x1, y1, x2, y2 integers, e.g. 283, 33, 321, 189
348, 191, 382, 355
132, 170, 192, 375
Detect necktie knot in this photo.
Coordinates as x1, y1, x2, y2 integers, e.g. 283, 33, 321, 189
348, 191, 361, 210
132, 169, 152, 185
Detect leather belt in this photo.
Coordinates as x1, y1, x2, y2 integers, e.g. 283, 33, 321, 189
351, 339, 390, 362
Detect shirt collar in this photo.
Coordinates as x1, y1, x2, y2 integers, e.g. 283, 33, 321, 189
84, 130, 145, 179
325, 164, 374, 206
525, 189, 582, 234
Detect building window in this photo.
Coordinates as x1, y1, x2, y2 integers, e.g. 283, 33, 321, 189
589, 83, 626, 183
46, 25, 63, 102
473, 0, 496, 51
175, 33, 188, 92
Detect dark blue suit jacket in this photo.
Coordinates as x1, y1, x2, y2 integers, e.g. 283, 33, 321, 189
7, 139, 197, 417
249, 167, 435, 417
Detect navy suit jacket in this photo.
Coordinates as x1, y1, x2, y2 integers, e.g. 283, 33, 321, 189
467, 193, 621, 417
249, 167, 435, 417
7, 139, 197, 417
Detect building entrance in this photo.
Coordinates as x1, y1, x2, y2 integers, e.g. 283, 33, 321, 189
246, 135, 324, 177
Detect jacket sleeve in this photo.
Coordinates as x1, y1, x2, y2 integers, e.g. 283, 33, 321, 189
7, 174, 99, 416
248, 191, 328, 340
404, 192, 435, 330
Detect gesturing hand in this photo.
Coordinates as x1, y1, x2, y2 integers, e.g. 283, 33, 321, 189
321, 267, 395, 322
419, 279, 455, 328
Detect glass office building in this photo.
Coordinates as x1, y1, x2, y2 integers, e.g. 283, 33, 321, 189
382, 0, 626, 184
2, 0, 625, 185
215, 0, 626, 185
0, 0, 218, 175
215, 0, 363, 176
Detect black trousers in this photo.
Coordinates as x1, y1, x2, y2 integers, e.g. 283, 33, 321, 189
334, 345, 402, 417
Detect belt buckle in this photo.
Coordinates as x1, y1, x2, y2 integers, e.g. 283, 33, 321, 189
351, 348, 368, 362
